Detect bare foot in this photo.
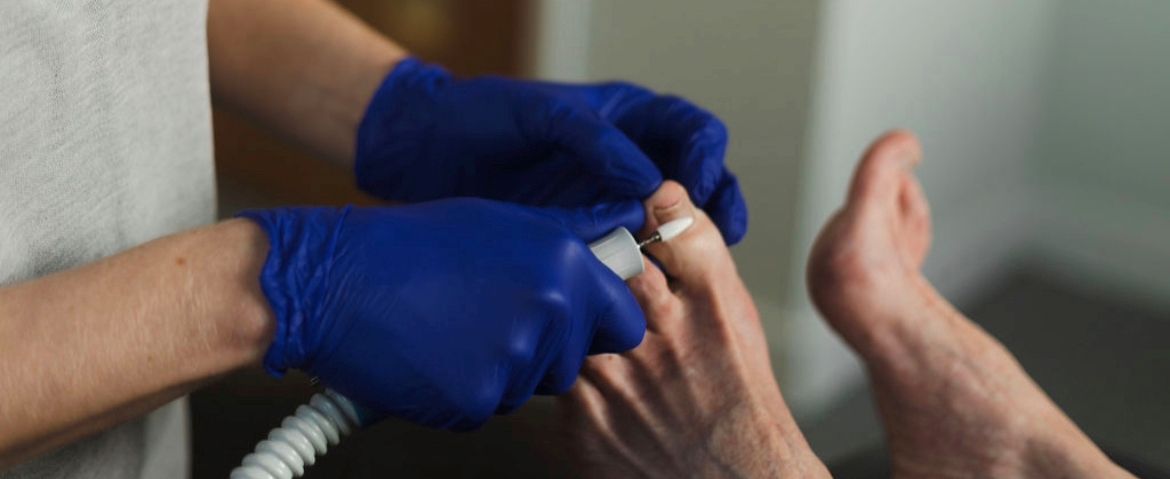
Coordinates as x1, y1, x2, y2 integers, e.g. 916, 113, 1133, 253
558, 181, 830, 479
807, 131, 1133, 479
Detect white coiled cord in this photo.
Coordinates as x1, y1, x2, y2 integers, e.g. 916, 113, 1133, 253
230, 389, 361, 479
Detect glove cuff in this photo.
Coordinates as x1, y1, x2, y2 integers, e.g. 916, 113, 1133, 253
235, 206, 352, 376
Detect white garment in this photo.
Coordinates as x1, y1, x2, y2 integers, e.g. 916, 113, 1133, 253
0, 0, 216, 476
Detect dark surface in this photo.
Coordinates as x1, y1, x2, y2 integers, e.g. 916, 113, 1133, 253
977, 273, 1170, 467
827, 446, 1170, 479
190, 371, 566, 479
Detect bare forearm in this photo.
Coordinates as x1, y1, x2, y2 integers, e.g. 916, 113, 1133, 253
0, 219, 274, 468
208, 0, 408, 166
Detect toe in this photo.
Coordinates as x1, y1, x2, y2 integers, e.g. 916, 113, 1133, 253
847, 130, 922, 216
626, 257, 682, 334
638, 181, 737, 289
899, 175, 932, 270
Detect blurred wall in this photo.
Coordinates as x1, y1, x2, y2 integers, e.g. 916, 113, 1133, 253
535, 0, 823, 377
1032, 0, 1170, 307
786, 0, 1056, 416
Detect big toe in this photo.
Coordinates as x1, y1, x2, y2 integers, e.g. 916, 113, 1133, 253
638, 181, 737, 289
847, 130, 922, 216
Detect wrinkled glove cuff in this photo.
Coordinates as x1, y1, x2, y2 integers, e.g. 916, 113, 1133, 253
235, 206, 352, 377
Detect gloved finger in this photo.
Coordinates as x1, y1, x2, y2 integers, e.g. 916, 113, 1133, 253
494, 310, 559, 412
545, 107, 664, 200
508, 267, 633, 399
703, 169, 749, 245
499, 313, 571, 407
533, 339, 586, 396
530, 199, 646, 243
586, 261, 647, 354
530, 263, 636, 395
625, 256, 681, 334
611, 95, 729, 208
497, 369, 541, 413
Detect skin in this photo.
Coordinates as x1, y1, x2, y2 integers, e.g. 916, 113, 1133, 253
806, 131, 1134, 479
559, 181, 832, 479
207, 0, 407, 166
0, 0, 403, 468
562, 133, 1135, 479
1, 0, 1134, 473
0, 220, 274, 468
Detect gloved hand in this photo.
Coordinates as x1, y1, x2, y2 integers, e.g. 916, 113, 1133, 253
237, 198, 646, 430
355, 57, 748, 244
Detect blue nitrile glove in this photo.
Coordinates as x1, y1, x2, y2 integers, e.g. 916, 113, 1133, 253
237, 199, 646, 431
355, 57, 748, 245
